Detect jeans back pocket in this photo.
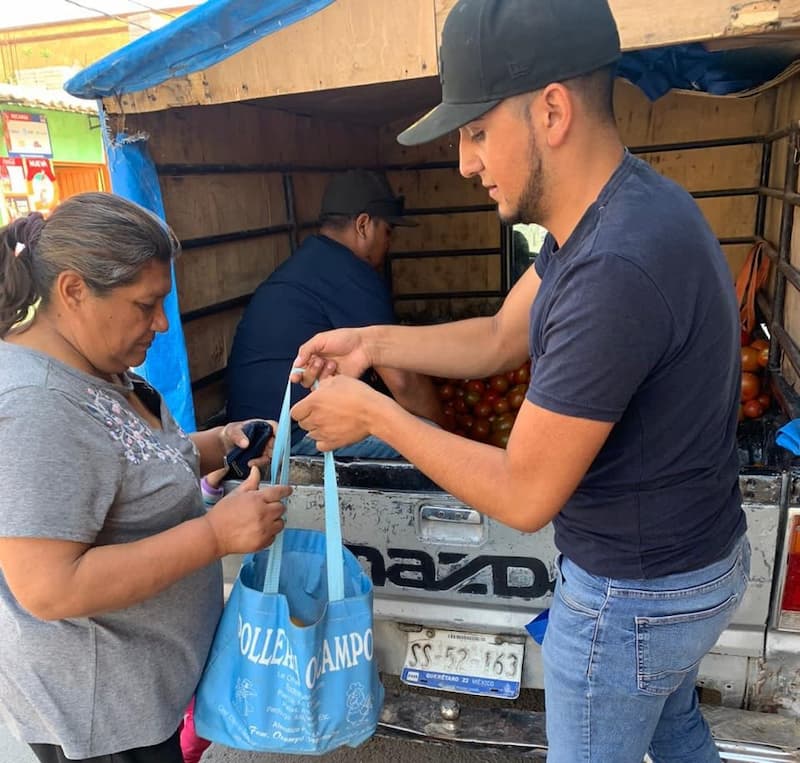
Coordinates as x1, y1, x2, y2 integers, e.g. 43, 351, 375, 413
635, 591, 741, 695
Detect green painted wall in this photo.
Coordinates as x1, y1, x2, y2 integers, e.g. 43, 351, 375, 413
0, 106, 104, 164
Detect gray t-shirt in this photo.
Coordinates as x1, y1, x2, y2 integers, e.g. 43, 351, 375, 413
0, 341, 223, 758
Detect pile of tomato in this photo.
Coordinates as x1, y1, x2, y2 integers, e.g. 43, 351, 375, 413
433, 338, 770, 438
740, 336, 772, 421
434, 360, 531, 448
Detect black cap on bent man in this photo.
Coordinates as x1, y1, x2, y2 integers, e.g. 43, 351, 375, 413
398, 0, 621, 146
320, 169, 417, 227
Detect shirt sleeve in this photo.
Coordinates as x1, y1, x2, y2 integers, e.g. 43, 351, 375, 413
534, 233, 556, 278
0, 388, 122, 542
528, 252, 674, 422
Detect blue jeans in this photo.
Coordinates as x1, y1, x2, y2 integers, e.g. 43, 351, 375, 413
542, 535, 750, 763
291, 434, 401, 459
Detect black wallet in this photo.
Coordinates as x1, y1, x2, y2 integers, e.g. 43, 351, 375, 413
223, 420, 273, 479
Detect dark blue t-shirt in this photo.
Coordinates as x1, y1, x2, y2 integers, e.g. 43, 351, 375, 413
226, 235, 396, 443
530, 152, 746, 579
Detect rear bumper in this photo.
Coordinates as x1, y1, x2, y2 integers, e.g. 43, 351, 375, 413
377, 689, 800, 762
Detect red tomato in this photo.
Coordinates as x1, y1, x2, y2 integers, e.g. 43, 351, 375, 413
757, 393, 771, 410
438, 383, 456, 401
507, 384, 527, 410
750, 338, 769, 351
465, 380, 486, 396
457, 414, 475, 431
493, 398, 511, 415
473, 400, 493, 419
758, 347, 769, 368
442, 402, 455, 416
489, 375, 510, 395
473, 418, 491, 441
483, 391, 500, 405
513, 363, 531, 385
464, 390, 482, 408
455, 386, 465, 398
505, 370, 517, 384
492, 412, 516, 433
741, 347, 760, 373
454, 398, 468, 414
741, 372, 760, 402
742, 399, 764, 419
489, 430, 510, 448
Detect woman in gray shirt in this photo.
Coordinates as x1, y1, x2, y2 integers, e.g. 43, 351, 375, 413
0, 193, 289, 763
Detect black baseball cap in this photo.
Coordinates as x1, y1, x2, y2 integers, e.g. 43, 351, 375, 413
319, 169, 417, 227
398, 0, 621, 146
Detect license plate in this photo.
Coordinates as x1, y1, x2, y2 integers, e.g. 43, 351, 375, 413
401, 628, 525, 699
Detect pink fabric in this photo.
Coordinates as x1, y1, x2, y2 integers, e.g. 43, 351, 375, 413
180, 697, 212, 763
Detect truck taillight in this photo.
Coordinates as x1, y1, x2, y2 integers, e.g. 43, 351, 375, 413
779, 515, 800, 628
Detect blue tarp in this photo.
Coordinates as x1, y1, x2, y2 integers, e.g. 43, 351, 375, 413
618, 43, 792, 100
65, 0, 336, 99
103, 126, 197, 432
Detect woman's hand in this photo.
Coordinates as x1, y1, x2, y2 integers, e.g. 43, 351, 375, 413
220, 418, 278, 470
0, 465, 291, 620
204, 466, 290, 555
203, 466, 229, 490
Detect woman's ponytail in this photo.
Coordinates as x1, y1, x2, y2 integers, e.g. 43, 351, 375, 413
0, 213, 45, 337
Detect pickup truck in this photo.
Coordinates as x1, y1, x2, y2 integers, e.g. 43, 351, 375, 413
218, 408, 800, 761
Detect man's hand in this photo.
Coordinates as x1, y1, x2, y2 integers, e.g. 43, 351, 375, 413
291, 328, 373, 388
291, 375, 389, 451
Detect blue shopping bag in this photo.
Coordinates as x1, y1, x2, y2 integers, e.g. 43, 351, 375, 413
194, 374, 384, 754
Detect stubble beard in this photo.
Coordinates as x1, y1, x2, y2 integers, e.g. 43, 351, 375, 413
498, 132, 548, 227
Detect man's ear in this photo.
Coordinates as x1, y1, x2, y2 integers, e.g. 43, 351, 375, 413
355, 213, 371, 239
55, 270, 90, 311
539, 83, 573, 149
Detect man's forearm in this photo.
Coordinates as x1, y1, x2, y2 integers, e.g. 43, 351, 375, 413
368, 316, 525, 380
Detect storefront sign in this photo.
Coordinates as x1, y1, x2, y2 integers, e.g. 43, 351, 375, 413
0, 156, 58, 222
0, 157, 27, 194
24, 157, 56, 181
2, 111, 53, 158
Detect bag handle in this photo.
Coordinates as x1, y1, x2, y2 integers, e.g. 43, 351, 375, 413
261, 371, 345, 602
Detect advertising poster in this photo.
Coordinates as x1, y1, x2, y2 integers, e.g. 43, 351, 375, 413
2, 111, 53, 158
0, 156, 58, 223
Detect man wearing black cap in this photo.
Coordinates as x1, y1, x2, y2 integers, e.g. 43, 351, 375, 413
226, 169, 442, 456
291, 1, 747, 760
